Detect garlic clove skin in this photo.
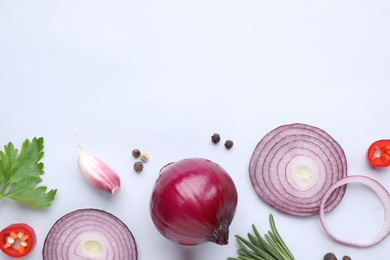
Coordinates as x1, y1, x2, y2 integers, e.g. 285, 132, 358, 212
77, 144, 121, 194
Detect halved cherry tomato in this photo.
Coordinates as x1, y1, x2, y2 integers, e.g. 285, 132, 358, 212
367, 139, 390, 167
0, 223, 36, 258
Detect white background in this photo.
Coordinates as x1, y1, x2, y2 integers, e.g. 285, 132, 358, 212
1, 1, 390, 259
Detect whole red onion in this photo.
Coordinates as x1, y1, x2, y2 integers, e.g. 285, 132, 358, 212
150, 158, 238, 246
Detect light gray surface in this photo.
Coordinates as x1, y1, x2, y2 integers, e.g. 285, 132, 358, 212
1, 1, 390, 259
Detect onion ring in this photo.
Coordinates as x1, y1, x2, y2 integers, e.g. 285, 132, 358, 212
249, 123, 347, 216
319, 175, 390, 247
42, 208, 137, 260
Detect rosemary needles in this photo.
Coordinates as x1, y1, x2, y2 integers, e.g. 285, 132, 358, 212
227, 214, 295, 260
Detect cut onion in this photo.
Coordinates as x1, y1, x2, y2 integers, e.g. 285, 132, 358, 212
42, 208, 137, 260
319, 175, 390, 247
249, 123, 347, 216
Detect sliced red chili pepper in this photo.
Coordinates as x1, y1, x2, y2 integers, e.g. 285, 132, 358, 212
367, 139, 390, 167
0, 223, 36, 258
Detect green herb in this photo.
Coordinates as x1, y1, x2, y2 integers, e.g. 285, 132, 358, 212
0, 137, 57, 208
227, 214, 295, 260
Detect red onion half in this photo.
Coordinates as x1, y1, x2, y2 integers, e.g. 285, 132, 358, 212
150, 158, 238, 246
42, 208, 137, 260
249, 123, 347, 216
320, 175, 390, 247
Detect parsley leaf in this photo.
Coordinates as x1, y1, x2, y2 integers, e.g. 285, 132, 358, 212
0, 137, 57, 208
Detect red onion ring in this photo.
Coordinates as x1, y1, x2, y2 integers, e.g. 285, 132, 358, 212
319, 175, 390, 247
249, 123, 347, 216
43, 208, 137, 260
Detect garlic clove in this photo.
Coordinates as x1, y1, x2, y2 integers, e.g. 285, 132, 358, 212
77, 144, 121, 194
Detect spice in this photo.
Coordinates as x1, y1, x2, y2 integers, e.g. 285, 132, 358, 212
224, 140, 233, 149
342, 256, 351, 260
0, 223, 36, 258
211, 133, 220, 144
132, 149, 141, 158
367, 139, 390, 167
134, 161, 143, 172
77, 143, 121, 194
324, 253, 337, 260
141, 153, 149, 162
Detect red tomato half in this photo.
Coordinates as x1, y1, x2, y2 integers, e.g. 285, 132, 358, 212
0, 223, 36, 258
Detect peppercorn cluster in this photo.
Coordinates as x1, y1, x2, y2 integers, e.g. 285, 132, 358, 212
211, 133, 234, 149
323, 252, 352, 260
132, 149, 149, 173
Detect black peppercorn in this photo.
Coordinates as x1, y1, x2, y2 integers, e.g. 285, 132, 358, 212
211, 133, 220, 144
324, 252, 337, 260
134, 161, 143, 172
224, 140, 233, 149
132, 149, 141, 158
342, 256, 351, 260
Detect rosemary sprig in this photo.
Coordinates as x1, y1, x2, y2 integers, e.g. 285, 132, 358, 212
227, 214, 295, 260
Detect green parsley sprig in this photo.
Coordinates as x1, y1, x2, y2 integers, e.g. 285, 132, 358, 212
228, 214, 295, 260
0, 137, 57, 208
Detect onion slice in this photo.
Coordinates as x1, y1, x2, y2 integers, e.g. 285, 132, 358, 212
42, 208, 137, 260
319, 175, 390, 247
249, 123, 347, 216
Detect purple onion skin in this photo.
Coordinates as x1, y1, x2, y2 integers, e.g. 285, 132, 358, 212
150, 158, 238, 246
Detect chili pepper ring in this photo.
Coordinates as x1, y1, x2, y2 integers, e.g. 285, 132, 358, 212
367, 139, 390, 167
0, 223, 36, 258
